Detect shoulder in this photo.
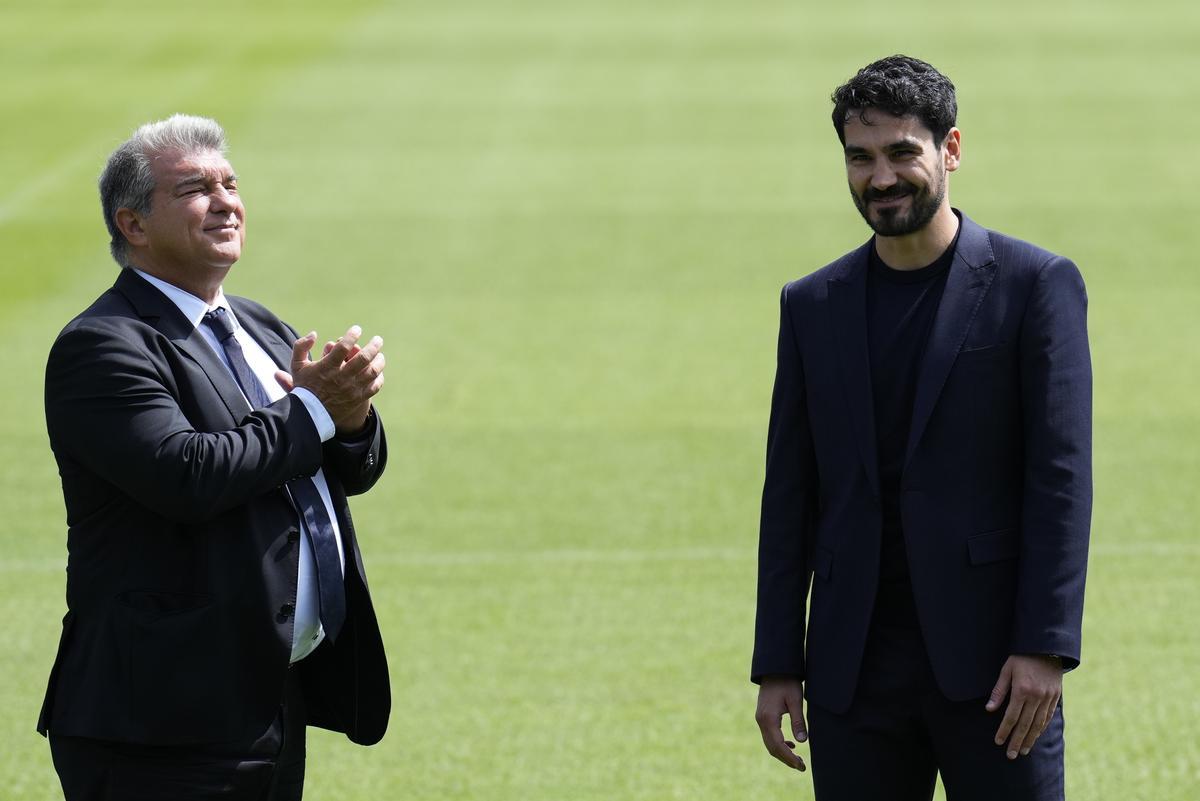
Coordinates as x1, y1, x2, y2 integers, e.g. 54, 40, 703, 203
983, 230, 1087, 309
966, 215, 1079, 280
953, 213, 1085, 299
781, 241, 870, 305
49, 273, 175, 368
52, 285, 148, 350
986, 228, 1071, 272
47, 304, 173, 395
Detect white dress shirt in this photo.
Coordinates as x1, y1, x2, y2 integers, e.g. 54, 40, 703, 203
135, 270, 345, 663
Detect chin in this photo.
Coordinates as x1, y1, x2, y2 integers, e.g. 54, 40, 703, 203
206, 251, 241, 269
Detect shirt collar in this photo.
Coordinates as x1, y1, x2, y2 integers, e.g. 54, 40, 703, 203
133, 269, 234, 330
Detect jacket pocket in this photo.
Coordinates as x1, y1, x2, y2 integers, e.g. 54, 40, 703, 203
967, 528, 1018, 565
126, 600, 227, 737
957, 341, 1010, 358
116, 590, 212, 618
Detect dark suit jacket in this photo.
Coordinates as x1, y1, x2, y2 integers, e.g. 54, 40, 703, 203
38, 269, 390, 746
752, 212, 1092, 714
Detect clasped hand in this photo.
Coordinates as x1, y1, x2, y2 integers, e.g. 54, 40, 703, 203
275, 325, 385, 435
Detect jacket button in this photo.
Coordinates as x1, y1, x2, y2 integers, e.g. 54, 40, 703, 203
279, 603, 295, 619
286, 528, 300, 544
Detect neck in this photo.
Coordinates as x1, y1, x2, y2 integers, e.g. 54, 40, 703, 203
874, 204, 959, 270
127, 258, 228, 305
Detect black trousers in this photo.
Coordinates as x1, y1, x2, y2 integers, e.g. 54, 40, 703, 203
50, 668, 307, 801
807, 624, 1065, 801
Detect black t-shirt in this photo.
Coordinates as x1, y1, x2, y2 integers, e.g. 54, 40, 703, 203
865, 220, 960, 628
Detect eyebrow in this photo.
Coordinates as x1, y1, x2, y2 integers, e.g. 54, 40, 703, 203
173, 172, 238, 190
173, 174, 206, 189
844, 137, 926, 156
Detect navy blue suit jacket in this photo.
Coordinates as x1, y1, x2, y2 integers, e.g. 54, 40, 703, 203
752, 212, 1092, 713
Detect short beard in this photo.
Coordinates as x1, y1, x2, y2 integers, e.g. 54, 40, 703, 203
850, 167, 946, 237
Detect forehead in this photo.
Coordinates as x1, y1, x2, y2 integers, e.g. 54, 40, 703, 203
149, 148, 235, 185
842, 110, 937, 148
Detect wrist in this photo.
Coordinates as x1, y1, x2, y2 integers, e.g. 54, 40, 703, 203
335, 406, 374, 439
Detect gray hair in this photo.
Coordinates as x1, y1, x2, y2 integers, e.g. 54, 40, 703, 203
99, 114, 228, 267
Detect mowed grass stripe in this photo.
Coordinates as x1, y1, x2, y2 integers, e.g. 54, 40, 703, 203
4, 1, 1200, 800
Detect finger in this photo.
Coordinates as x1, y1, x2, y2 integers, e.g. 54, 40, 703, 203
323, 326, 363, 366
1005, 700, 1040, 760
786, 693, 808, 745
323, 340, 335, 357
356, 352, 385, 383
274, 370, 294, 391
756, 703, 804, 771
344, 336, 383, 372
1043, 693, 1061, 732
290, 333, 317, 373
765, 728, 804, 771
994, 696, 1023, 748
1018, 715, 1044, 756
364, 373, 385, 397
755, 707, 784, 753
986, 661, 1013, 712
1020, 696, 1058, 755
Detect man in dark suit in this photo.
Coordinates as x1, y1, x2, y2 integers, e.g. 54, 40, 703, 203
752, 56, 1091, 800
39, 114, 391, 800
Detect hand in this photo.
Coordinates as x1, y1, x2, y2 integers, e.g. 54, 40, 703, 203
755, 676, 808, 771
275, 325, 385, 435
986, 654, 1062, 760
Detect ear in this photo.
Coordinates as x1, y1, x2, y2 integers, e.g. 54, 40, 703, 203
114, 208, 148, 248
943, 128, 962, 173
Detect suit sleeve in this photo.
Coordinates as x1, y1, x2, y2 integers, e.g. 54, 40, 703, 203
1011, 257, 1093, 668
751, 286, 819, 683
45, 323, 324, 524
322, 407, 388, 496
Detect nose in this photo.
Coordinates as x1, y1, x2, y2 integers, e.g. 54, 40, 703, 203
870, 160, 897, 190
208, 185, 239, 215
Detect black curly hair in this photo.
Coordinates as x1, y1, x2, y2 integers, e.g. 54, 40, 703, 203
831, 55, 957, 146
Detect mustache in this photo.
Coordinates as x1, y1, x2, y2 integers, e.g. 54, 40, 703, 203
863, 183, 918, 202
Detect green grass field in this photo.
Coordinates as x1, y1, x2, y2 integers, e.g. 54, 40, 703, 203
2, 1, 1198, 798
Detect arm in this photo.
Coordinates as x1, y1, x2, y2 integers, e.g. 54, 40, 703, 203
46, 324, 324, 524
322, 406, 387, 495
988, 256, 1092, 758
753, 286, 819, 772
1011, 256, 1092, 664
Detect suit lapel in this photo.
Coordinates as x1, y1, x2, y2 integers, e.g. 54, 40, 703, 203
114, 270, 252, 421
903, 215, 997, 468
827, 243, 881, 499
229, 297, 295, 372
